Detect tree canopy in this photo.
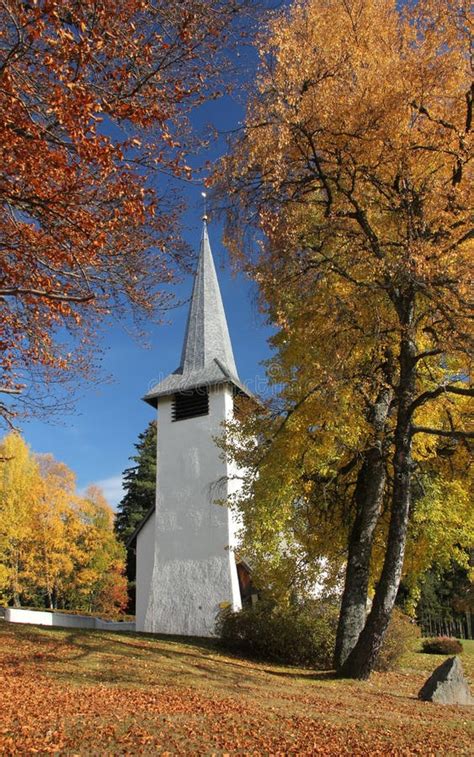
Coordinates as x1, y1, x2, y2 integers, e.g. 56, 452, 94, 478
0, 0, 251, 427
115, 420, 157, 612
0, 432, 127, 614
218, 0, 473, 678
115, 420, 157, 547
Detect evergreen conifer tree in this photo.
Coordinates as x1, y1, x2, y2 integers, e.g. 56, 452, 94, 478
115, 421, 157, 612
115, 421, 157, 544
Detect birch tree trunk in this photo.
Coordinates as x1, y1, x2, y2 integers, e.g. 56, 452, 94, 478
334, 385, 392, 669
341, 297, 416, 679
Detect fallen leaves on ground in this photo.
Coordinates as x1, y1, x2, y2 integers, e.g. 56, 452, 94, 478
0, 622, 472, 755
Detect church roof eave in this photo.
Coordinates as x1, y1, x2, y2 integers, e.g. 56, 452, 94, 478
143, 358, 254, 407
125, 504, 155, 548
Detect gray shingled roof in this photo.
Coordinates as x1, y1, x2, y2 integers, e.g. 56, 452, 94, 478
143, 221, 251, 406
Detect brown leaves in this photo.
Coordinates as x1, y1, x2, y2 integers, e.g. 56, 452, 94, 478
0, 0, 249, 426
0, 623, 472, 755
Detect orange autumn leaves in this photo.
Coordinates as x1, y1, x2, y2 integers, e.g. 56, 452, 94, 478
0, 0, 245, 425
1, 623, 473, 754
0, 432, 127, 614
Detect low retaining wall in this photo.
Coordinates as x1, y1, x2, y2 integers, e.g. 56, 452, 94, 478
4, 607, 135, 632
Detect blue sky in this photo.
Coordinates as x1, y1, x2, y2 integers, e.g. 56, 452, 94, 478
20, 87, 274, 508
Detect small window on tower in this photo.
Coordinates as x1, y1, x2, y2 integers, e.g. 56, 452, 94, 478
172, 388, 209, 422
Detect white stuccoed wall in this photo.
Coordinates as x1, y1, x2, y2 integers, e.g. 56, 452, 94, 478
143, 384, 242, 637
4, 607, 135, 631
135, 509, 156, 632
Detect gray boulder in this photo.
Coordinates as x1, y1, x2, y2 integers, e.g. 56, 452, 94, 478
418, 656, 473, 705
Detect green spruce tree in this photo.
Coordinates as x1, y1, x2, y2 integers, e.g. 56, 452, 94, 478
115, 421, 157, 612
115, 421, 157, 544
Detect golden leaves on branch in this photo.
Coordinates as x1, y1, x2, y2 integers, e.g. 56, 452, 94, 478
0, 432, 127, 614
217, 0, 473, 604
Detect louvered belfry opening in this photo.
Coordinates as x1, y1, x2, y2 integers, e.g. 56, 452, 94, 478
172, 388, 209, 422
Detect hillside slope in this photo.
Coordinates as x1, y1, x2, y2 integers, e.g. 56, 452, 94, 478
0, 621, 472, 754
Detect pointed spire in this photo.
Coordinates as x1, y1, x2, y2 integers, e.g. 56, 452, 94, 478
143, 218, 250, 407
179, 221, 237, 376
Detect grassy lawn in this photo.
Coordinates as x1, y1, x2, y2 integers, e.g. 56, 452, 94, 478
0, 621, 472, 754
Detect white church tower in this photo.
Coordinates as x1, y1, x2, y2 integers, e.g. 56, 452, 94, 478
134, 218, 251, 636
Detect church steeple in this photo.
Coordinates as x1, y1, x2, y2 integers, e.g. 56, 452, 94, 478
179, 221, 237, 376
143, 219, 249, 406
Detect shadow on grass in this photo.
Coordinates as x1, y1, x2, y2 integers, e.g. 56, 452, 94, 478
263, 667, 336, 682
1, 621, 335, 689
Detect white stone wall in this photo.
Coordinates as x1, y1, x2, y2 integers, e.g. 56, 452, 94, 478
143, 385, 242, 637
223, 388, 245, 610
135, 509, 156, 632
4, 607, 135, 632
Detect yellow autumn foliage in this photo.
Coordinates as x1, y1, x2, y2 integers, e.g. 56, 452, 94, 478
218, 0, 473, 608
0, 433, 127, 614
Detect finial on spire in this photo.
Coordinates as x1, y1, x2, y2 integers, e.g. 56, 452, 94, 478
201, 191, 208, 222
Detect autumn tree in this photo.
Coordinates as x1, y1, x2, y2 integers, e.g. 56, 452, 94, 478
0, 433, 42, 605
70, 486, 127, 615
0, 432, 127, 614
0, 0, 252, 427
219, 0, 473, 678
33, 454, 79, 609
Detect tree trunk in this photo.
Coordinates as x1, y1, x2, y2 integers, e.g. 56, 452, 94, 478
340, 300, 416, 679
12, 549, 21, 607
334, 386, 392, 669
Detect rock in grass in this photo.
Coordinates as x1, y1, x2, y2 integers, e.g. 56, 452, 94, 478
418, 656, 473, 705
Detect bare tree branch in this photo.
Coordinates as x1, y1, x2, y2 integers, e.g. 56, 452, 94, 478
0, 288, 95, 303
0, 387, 22, 395
412, 348, 443, 364
410, 384, 474, 414
411, 425, 474, 439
